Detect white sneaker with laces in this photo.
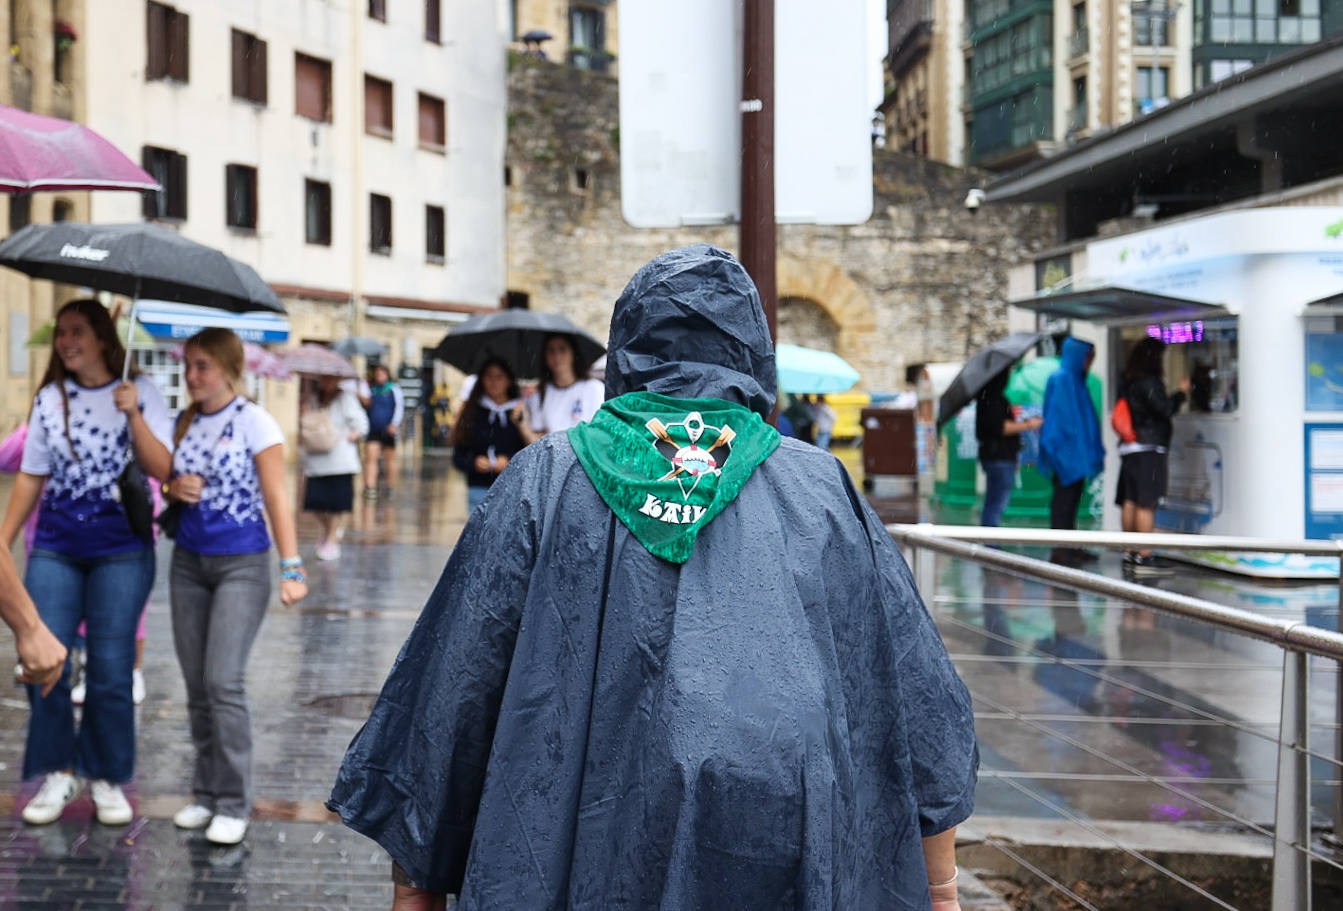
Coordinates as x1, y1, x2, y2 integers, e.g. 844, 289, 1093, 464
205, 814, 248, 845
172, 803, 213, 829
90, 780, 133, 826
22, 772, 79, 825
132, 668, 146, 705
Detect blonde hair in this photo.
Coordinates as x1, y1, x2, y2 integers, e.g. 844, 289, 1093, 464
174, 328, 245, 446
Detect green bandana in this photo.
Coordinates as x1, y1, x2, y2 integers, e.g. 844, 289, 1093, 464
568, 391, 780, 564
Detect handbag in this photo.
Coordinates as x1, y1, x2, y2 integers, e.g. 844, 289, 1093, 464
155, 499, 183, 539
299, 401, 339, 454
116, 458, 155, 544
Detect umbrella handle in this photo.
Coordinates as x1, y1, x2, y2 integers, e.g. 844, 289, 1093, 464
122, 284, 140, 382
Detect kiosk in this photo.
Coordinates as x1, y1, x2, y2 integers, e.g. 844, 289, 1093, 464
1012, 207, 1343, 577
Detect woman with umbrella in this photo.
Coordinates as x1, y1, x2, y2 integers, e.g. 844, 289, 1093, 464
976, 372, 1043, 527
0, 299, 173, 827
451, 358, 536, 511
299, 372, 369, 562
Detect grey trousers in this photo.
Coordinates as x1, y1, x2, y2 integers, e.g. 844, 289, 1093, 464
170, 548, 271, 818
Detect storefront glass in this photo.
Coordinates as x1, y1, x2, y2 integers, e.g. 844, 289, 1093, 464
1119, 317, 1238, 412
1305, 316, 1343, 412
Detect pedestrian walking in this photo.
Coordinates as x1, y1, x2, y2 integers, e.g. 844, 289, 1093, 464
526, 333, 604, 434
975, 372, 1043, 527
299, 374, 368, 562
1115, 337, 1189, 569
450, 358, 534, 512
811, 394, 838, 450
163, 328, 307, 845
360, 364, 404, 500
1039, 337, 1105, 565
0, 298, 172, 827
330, 245, 977, 911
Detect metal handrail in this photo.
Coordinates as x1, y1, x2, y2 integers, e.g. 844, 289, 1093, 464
888, 525, 1337, 909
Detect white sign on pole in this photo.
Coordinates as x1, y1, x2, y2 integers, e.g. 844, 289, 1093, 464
618, 0, 873, 228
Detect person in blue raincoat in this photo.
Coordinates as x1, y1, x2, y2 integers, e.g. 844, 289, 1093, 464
1039, 337, 1105, 565
328, 245, 978, 911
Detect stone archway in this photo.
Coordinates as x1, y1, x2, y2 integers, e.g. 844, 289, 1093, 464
777, 256, 880, 389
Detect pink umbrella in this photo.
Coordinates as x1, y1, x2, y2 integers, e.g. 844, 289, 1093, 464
0, 104, 159, 193
171, 341, 292, 379
279, 343, 357, 378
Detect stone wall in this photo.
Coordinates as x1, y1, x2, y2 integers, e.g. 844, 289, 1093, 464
505, 54, 1055, 393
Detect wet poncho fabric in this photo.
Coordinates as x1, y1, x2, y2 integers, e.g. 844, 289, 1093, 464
328, 244, 978, 909
1040, 337, 1105, 486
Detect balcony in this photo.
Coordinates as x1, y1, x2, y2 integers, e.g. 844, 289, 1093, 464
567, 48, 613, 73
1068, 26, 1089, 60
1067, 103, 1088, 132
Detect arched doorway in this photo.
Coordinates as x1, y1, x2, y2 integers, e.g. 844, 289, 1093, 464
778, 296, 839, 352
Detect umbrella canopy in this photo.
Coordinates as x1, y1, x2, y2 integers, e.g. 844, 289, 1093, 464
0, 104, 160, 193
936, 331, 1044, 428
280, 344, 356, 378
0, 222, 284, 313
519, 29, 553, 42
775, 343, 860, 394
331, 336, 388, 358
172, 341, 292, 380
433, 310, 604, 378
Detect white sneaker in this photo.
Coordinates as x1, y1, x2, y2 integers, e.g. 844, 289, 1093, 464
314, 540, 341, 561
205, 814, 248, 845
90, 780, 133, 826
70, 648, 86, 705
22, 772, 79, 825
172, 803, 213, 830
132, 669, 146, 705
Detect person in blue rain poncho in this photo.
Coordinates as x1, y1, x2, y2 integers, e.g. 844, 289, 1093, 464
329, 245, 979, 911
1039, 337, 1105, 566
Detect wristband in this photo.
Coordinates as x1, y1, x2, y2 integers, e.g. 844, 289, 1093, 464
280, 556, 303, 568
282, 568, 307, 583
929, 867, 958, 888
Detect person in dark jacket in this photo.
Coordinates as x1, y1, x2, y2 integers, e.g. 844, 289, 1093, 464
329, 245, 977, 911
976, 371, 1043, 527
1116, 337, 1189, 568
1039, 338, 1105, 566
449, 358, 534, 512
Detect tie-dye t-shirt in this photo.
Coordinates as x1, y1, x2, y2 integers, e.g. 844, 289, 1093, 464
171, 397, 285, 556
22, 375, 173, 557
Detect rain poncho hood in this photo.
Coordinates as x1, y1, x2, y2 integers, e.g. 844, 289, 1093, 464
329, 244, 978, 910
1040, 337, 1105, 485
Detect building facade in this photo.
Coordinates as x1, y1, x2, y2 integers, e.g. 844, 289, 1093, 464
884, 0, 1342, 170
506, 0, 616, 74
74, 0, 507, 429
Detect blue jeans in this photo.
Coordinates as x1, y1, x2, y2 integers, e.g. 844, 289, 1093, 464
981, 459, 1017, 527
467, 485, 490, 512
23, 546, 155, 783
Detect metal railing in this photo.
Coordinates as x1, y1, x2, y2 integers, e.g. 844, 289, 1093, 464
889, 524, 1343, 911
1068, 26, 1090, 59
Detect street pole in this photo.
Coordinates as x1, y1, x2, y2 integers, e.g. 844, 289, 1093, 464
740, 0, 777, 345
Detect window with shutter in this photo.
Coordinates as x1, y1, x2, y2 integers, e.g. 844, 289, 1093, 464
225, 164, 258, 230
365, 75, 394, 138
231, 29, 267, 104
369, 194, 392, 254
142, 146, 188, 220
305, 179, 332, 246
417, 93, 445, 149
425, 205, 445, 261
147, 2, 189, 82
425, 0, 441, 43
369, 0, 387, 21
295, 53, 333, 122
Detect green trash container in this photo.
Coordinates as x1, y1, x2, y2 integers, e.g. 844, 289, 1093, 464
933, 357, 1104, 527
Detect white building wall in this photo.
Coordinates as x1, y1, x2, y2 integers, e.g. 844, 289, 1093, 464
83, 0, 505, 309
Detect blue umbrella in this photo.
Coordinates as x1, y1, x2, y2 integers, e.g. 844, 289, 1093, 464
776, 343, 860, 394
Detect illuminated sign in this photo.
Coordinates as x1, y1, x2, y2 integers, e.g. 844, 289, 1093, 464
1147, 320, 1204, 344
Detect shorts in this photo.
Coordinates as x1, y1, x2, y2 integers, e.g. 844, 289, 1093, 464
303, 473, 355, 513
1115, 450, 1168, 509
366, 429, 397, 448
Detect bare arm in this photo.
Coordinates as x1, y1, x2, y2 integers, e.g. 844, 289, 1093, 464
115, 382, 172, 480
0, 473, 67, 695
923, 827, 960, 910
1000, 416, 1043, 437
255, 444, 307, 607
0, 472, 43, 547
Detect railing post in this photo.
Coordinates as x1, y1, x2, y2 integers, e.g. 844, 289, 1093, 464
1273, 649, 1311, 911
913, 545, 935, 605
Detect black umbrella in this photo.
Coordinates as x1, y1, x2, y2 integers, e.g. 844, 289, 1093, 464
0, 222, 283, 314
936, 331, 1044, 428
332, 336, 388, 358
433, 310, 604, 378
519, 29, 553, 42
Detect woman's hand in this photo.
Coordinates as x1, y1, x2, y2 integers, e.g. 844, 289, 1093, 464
15, 623, 67, 697
929, 880, 960, 911
112, 381, 140, 415
280, 578, 308, 606
1179, 376, 1192, 395
172, 474, 206, 504
473, 454, 491, 473
493, 455, 510, 472
348, 429, 363, 442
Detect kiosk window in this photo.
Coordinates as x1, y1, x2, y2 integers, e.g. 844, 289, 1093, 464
1119, 317, 1238, 413
1305, 317, 1343, 412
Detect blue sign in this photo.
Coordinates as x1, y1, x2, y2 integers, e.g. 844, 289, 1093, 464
1306, 331, 1343, 411
135, 300, 290, 344
1304, 423, 1343, 540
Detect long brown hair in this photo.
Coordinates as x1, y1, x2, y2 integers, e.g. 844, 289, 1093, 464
451, 358, 518, 448
36, 299, 134, 458
173, 328, 245, 446
539, 333, 591, 406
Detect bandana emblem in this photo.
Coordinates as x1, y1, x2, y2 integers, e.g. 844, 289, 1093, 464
645, 412, 736, 501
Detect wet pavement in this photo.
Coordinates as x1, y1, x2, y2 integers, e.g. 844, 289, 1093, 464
0, 444, 1337, 907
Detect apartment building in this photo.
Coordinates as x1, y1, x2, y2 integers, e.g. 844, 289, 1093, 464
883, 0, 1343, 170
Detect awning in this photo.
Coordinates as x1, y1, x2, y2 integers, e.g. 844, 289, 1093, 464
1011, 286, 1227, 324
1306, 289, 1343, 313
135, 299, 290, 344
